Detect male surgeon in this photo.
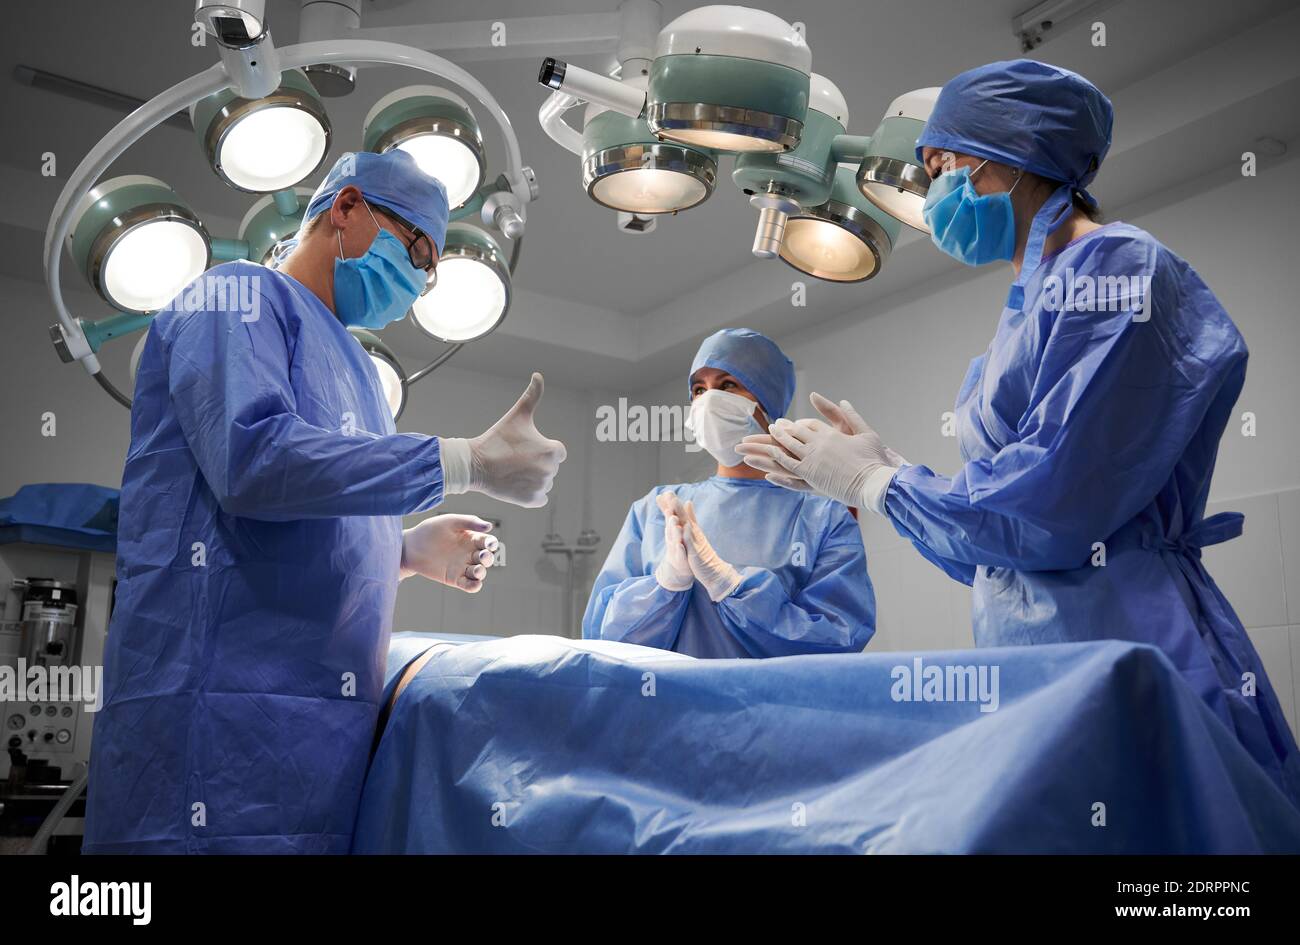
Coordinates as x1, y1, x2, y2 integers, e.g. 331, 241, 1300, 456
83, 150, 567, 853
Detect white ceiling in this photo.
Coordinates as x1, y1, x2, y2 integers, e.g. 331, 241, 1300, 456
2, 0, 1298, 392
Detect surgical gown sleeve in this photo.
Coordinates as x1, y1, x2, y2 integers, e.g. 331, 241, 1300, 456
885, 232, 1246, 571
714, 508, 875, 656
582, 498, 691, 650
166, 291, 445, 521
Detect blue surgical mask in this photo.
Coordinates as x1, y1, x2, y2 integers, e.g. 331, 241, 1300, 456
333, 202, 425, 329
922, 160, 1020, 266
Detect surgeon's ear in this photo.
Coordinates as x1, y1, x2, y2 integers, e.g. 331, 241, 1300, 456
329, 185, 366, 230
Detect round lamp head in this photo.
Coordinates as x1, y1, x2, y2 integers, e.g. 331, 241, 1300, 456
237, 187, 312, 265
410, 223, 511, 343
349, 329, 407, 421
647, 6, 811, 154
67, 175, 211, 314
780, 167, 901, 283
856, 87, 940, 232
582, 77, 716, 214
364, 85, 486, 209
192, 69, 332, 193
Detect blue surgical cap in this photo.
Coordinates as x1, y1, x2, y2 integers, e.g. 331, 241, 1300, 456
917, 59, 1113, 206
304, 150, 450, 254
689, 328, 795, 421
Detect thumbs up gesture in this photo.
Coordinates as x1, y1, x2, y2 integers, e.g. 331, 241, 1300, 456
467, 373, 568, 508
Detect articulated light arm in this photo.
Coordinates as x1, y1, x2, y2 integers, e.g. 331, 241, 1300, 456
44, 39, 532, 376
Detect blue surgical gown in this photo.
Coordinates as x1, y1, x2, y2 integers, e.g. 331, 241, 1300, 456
884, 222, 1300, 806
583, 476, 874, 658
82, 261, 446, 853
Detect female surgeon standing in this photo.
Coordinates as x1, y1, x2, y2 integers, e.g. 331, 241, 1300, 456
583, 328, 875, 658
738, 60, 1300, 805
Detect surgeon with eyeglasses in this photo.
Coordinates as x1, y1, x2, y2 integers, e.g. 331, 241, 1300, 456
84, 150, 567, 853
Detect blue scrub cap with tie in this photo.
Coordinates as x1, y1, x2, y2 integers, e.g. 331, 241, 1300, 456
916, 59, 1113, 208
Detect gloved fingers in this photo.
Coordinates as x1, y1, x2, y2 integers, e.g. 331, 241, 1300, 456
740, 441, 803, 476
543, 435, 568, 464
466, 562, 487, 582
475, 548, 496, 568
468, 531, 496, 552
457, 571, 485, 593
480, 533, 500, 553
682, 503, 714, 556
502, 372, 544, 424
442, 514, 494, 533
681, 523, 702, 562
767, 422, 813, 461
656, 490, 684, 519
836, 399, 873, 438
738, 432, 778, 449
734, 439, 783, 461
764, 471, 816, 492
810, 391, 851, 434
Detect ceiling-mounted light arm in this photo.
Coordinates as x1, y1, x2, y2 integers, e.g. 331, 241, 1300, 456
195, 0, 281, 99
538, 58, 645, 118
538, 90, 586, 157
44, 39, 534, 383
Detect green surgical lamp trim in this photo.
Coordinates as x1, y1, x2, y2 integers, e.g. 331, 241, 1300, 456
66, 175, 211, 315
732, 103, 844, 207
582, 109, 717, 214
647, 55, 809, 153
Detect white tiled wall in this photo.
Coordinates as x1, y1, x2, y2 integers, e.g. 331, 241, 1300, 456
861, 487, 1300, 743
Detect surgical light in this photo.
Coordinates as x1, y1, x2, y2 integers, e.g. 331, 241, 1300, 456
237, 188, 311, 265
410, 224, 511, 343
364, 86, 486, 210
67, 176, 211, 314
583, 76, 716, 214
856, 87, 941, 232
349, 329, 408, 421
646, 6, 811, 154
733, 73, 848, 258
191, 69, 331, 193
780, 167, 901, 283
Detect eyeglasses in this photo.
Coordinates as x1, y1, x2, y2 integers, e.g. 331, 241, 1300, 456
367, 201, 439, 296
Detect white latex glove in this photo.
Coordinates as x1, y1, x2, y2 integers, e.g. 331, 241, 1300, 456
440, 373, 568, 509
682, 500, 743, 602
653, 492, 694, 592
736, 393, 901, 515
400, 514, 499, 592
